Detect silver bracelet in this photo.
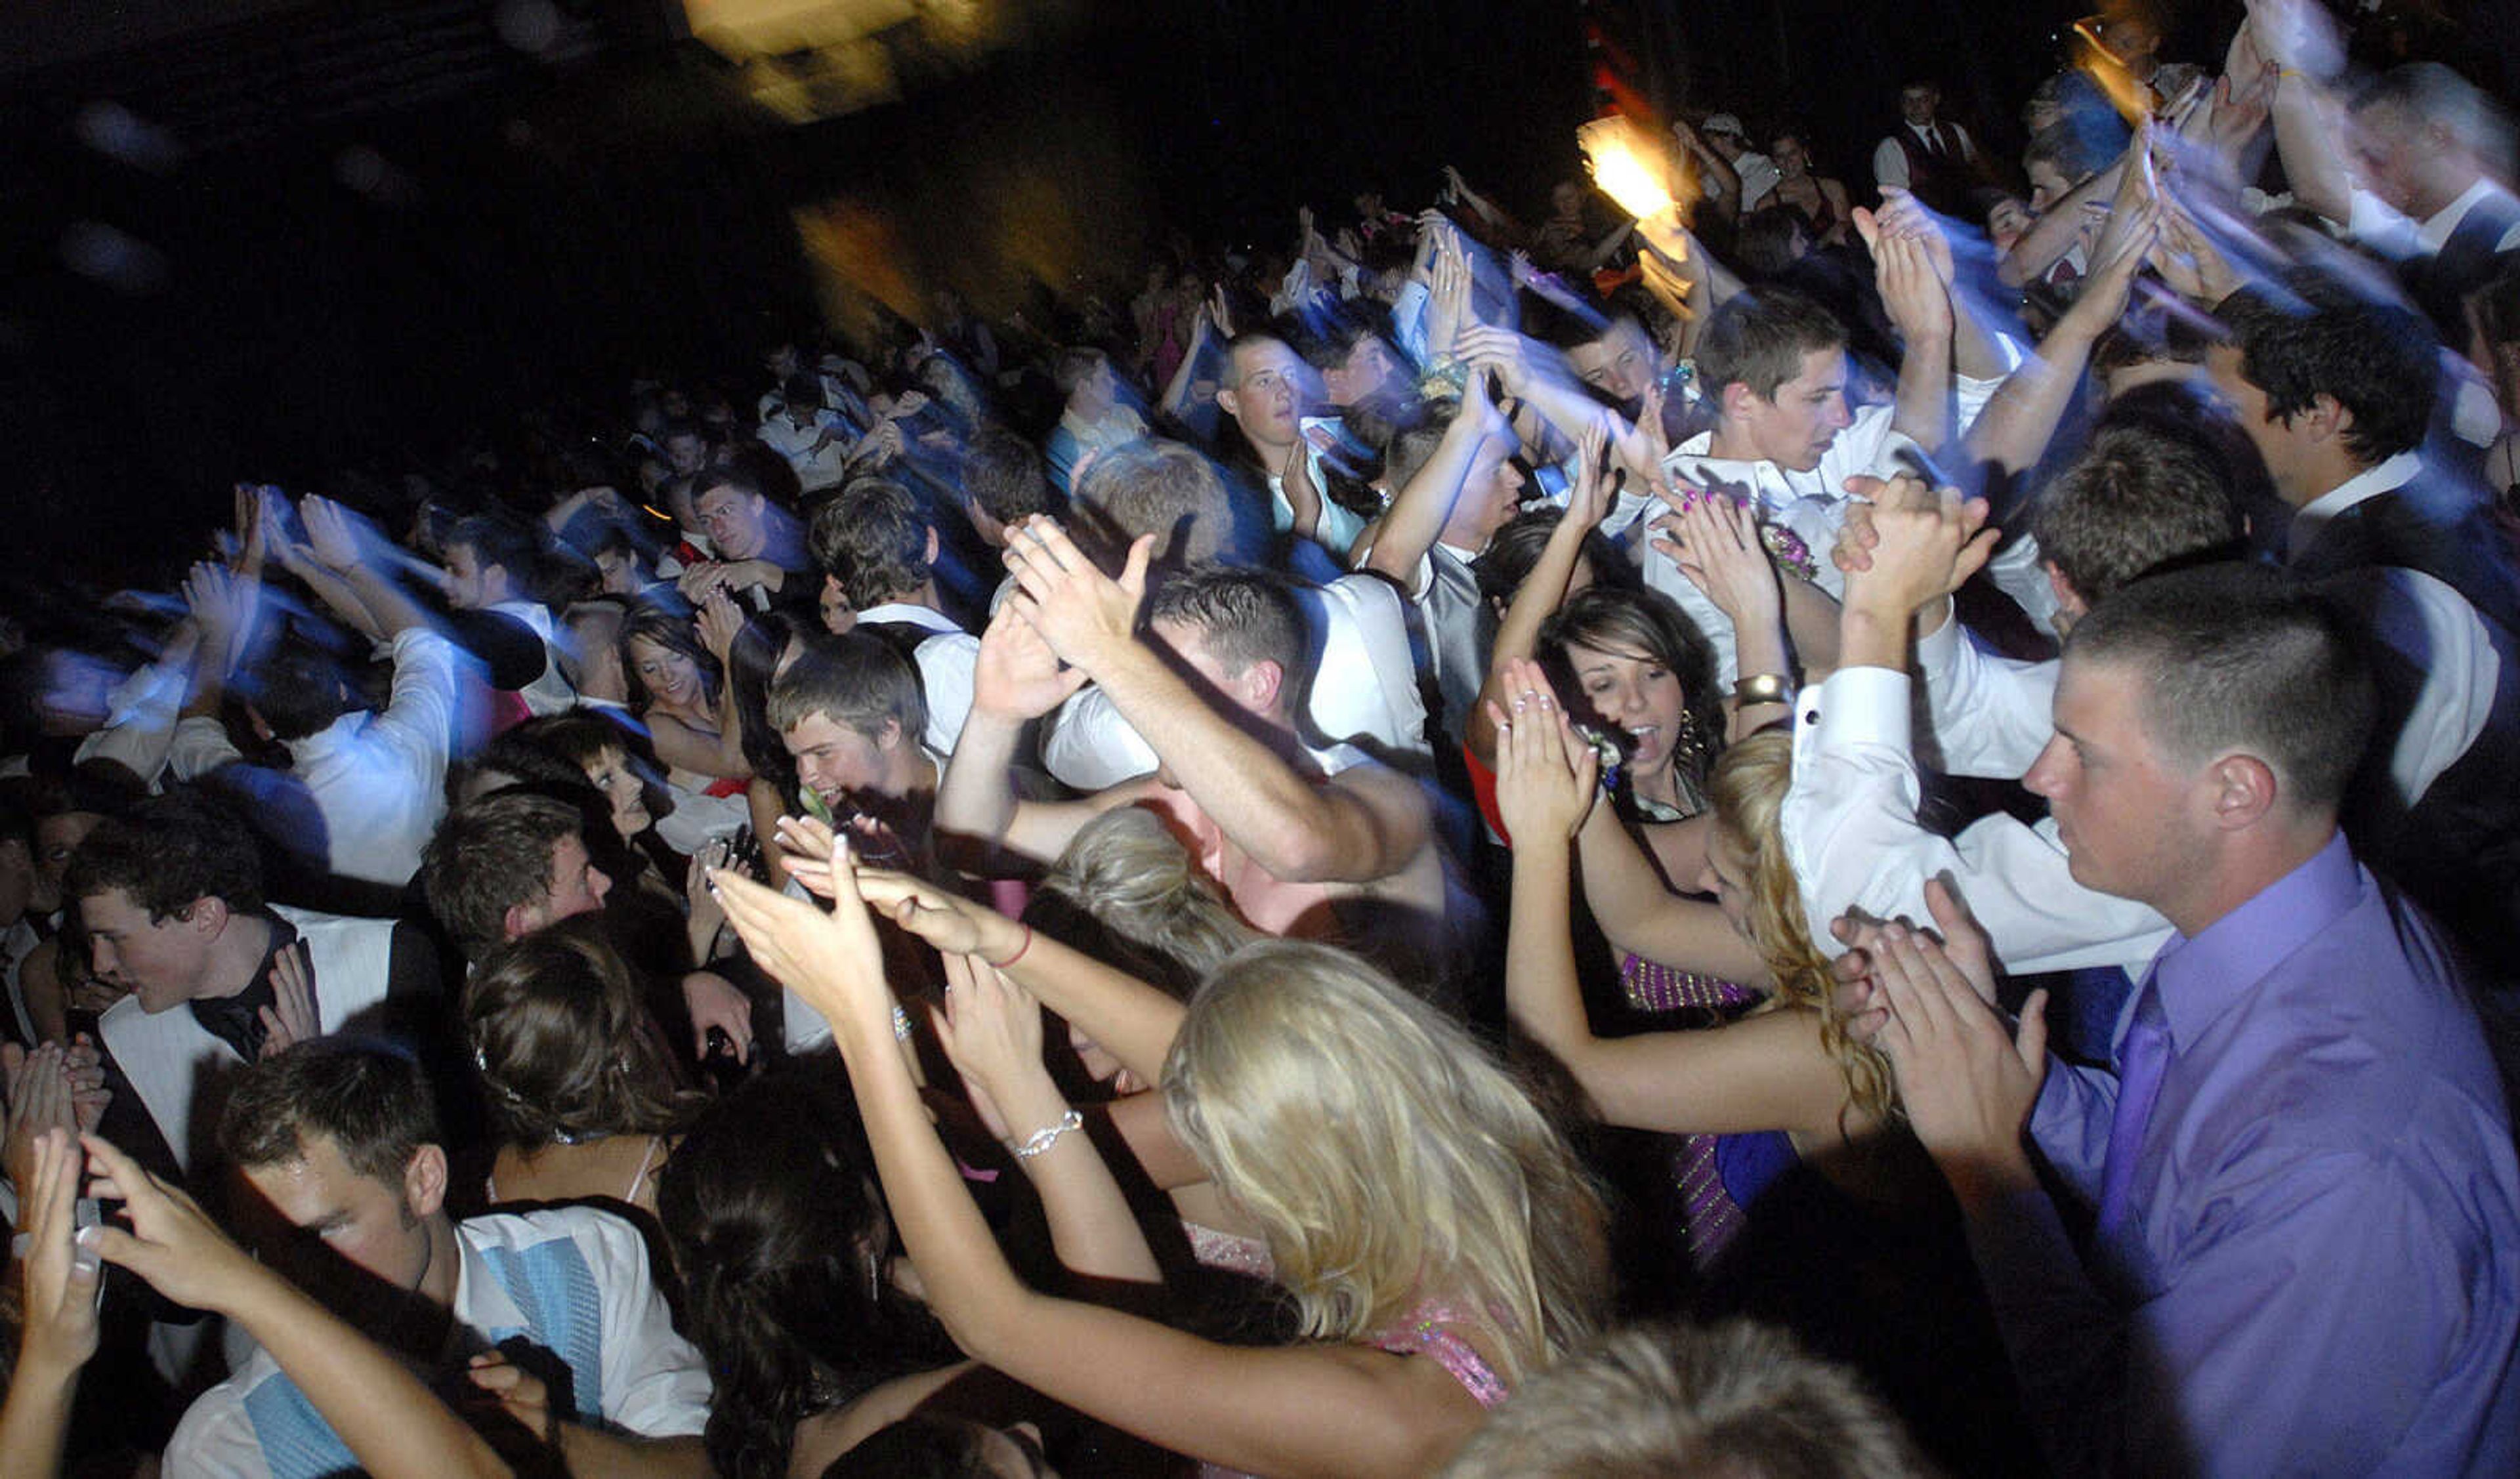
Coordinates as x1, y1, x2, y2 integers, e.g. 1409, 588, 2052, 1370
1006, 1109, 1083, 1160
891, 1004, 914, 1043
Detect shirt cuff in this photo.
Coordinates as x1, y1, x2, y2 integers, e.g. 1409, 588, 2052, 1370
1914, 600, 1964, 679
1798, 665, 1912, 754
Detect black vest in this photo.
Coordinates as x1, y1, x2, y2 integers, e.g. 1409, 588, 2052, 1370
2294, 465, 2520, 959
2399, 189, 2520, 348
1889, 125, 1972, 218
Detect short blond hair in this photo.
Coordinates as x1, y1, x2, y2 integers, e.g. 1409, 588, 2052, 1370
1440, 1320, 1942, 1478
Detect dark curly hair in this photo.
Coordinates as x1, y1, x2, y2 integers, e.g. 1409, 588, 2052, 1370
64, 787, 262, 921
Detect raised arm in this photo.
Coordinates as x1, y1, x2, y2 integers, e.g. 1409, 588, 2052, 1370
1860, 213, 1958, 451
1362, 365, 1511, 594
846, 864, 1186, 1087
1467, 420, 1612, 768
2250, 0, 2353, 227
931, 604, 1118, 866
1493, 686, 1854, 1138
1496, 659, 1767, 983
931, 951, 1160, 1285
299, 495, 437, 640
1967, 175, 2162, 474
1650, 493, 1796, 741
0, 1131, 100, 1479
83, 1135, 514, 1479
711, 856, 1484, 1479
1005, 521, 1427, 885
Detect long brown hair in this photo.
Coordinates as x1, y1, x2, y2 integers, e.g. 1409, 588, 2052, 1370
465, 916, 699, 1148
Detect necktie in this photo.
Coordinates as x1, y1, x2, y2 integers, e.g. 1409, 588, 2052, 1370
190, 974, 278, 1062
2095, 982, 2170, 1238
1922, 125, 1945, 160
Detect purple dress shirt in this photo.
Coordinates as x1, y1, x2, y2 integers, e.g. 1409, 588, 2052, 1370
1974, 831, 2520, 1476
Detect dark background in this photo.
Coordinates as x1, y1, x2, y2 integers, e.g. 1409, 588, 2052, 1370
1, 0, 2507, 585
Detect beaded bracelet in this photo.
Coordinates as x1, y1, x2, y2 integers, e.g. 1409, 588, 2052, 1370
891, 1003, 914, 1042
1007, 1109, 1083, 1160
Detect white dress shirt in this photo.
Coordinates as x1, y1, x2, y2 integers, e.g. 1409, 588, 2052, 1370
1042, 571, 1428, 790
1649, 374, 2057, 684
166, 1206, 709, 1479
2289, 452, 2498, 807
1781, 665, 2171, 980
2345, 177, 2520, 262
1872, 120, 1975, 193
1912, 606, 2059, 780
852, 602, 980, 756
167, 629, 464, 886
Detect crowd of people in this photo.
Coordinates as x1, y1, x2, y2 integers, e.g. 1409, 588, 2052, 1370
2, 1, 2518, 1474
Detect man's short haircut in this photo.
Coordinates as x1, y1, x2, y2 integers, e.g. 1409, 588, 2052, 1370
2066, 562, 2376, 813
1074, 438, 1242, 568
780, 372, 824, 411
766, 630, 929, 749
2025, 115, 2124, 186
1439, 1320, 1939, 1479
1145, 566, 1307, 690
2032, 426, 2247, 606
1383, 400, 1458, 493
247, 627, 358, 741
448, 514, 537, 589
1220, 333, 1291, 390
1694, 289, 1848, 406
1520, 295, 1614, 356
2351, 61, 2508, 164
2214, 270, 2436, 465
696, 457, 776, 507
558, 599, 627, 690
960, 426, 1052, 525
810, 481, 933, 610
421, 791, 582, 961
65, 789, 262, 920
219, 1040, 440, 1186
1053, 344, 1110, 396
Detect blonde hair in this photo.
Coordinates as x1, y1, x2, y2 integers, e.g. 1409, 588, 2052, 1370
1162, 941, 1608, 1384
1438, 1319, 1943, 1479
1708, 730, 1897, 1128
1034, 808, 1261, 991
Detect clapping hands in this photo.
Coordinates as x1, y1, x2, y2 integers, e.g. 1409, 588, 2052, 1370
1488, 658, 1599, 844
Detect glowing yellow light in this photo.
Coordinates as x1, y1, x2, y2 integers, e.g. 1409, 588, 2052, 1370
1578, 115, 1676, 221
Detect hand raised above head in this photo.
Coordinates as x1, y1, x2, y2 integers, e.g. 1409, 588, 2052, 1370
971, 601, 1091, 723
1001, 518, 1150, 677
81, 1133, 263, 1315
852, 866, 1027, 966
299, 495, 368, 572
1837, 473, 1995, 618
1488, 657, 1599, 844
15, 1129, 102, 1373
